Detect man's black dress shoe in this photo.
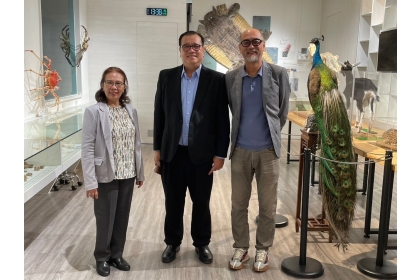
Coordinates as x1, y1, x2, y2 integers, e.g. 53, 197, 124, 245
96, 261, 110, 277
195, 245, 213, 264
107, 257, 130, 271
162, 245, 180, 263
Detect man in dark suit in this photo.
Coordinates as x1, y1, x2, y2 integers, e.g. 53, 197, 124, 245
153, 31, 230, 264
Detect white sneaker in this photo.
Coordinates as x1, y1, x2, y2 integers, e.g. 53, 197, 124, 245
253, 250, 269, 272
228, 248, 250, 270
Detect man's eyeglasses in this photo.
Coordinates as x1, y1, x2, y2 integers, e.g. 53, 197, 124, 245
181, 44, 202, 52
104, 80, 125, 88
240, 39, 263, 47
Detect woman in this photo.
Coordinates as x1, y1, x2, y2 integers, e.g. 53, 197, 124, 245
81, 67, 145, 277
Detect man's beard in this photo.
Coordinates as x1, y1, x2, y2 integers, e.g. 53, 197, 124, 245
245, 53, 259, 63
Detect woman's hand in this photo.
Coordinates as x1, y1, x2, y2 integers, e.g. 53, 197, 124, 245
86, 189, 98, 199
137, 181, 144, 188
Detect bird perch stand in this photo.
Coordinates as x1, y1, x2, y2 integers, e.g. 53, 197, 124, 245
295, 129, 333, 243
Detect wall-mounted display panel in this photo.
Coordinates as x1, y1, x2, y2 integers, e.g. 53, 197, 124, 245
377, 29, 397, 72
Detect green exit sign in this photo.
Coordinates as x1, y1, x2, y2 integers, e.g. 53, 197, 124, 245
146, 8, 167, 16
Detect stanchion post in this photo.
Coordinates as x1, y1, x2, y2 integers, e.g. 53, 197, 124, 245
281, 148, 324, 278
357, 150, 397, 279
287, 121, 292, 164
383, 169, 395, 253
364, 160, 376, 238
299, 148, 311, 263
376, 150, 392, 264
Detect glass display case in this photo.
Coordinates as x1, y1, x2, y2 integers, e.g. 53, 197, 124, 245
24, 103, 91, 203
288, 67, 312, 113
348, 70, 397, 148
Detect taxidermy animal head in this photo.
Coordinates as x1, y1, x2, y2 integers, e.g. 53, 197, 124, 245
339, 60, 361, 76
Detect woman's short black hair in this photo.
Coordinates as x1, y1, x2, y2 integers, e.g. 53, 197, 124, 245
178, 31, 205, 46
95, 66, 130, 107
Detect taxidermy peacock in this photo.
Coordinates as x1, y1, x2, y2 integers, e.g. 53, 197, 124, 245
307, 35, 357, 251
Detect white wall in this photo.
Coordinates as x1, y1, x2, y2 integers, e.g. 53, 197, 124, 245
87, 0, 186, 143
320, 0, 360, 69
24, 0, 43, 120
319, 0, 361, 109
78, 0, 90, 109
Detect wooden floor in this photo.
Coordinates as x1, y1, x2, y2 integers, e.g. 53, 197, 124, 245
24, 139, 397, 280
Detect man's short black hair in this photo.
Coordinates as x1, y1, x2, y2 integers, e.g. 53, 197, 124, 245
179, 31, 205, 46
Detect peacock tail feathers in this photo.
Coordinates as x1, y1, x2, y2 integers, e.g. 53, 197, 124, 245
307, 36, 357, 251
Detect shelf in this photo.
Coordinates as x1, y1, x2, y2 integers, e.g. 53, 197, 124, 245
24, 149, 80, 202
371, 0, 386, 26
358, 0, 397, 73
24, 104, 88, 203
385, 0, 397, 7
383, 4, 397, 30
289, 97, 311, 102
381, 27, 397, 33
361, 0, 373, 15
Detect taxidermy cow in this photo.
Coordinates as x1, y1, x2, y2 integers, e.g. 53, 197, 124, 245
340, 61, 380, 133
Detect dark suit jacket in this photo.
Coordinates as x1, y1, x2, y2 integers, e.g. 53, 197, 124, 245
153, 65, 230, 165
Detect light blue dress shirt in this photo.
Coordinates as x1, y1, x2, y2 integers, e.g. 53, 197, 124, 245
179, 65, 201, 146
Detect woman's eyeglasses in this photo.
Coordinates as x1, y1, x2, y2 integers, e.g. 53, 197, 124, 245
104, 80, 125, 88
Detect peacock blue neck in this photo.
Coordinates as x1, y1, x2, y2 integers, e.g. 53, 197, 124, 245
311, 43, 323, 69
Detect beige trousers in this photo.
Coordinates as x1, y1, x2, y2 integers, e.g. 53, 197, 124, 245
231, 146, 280, 250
